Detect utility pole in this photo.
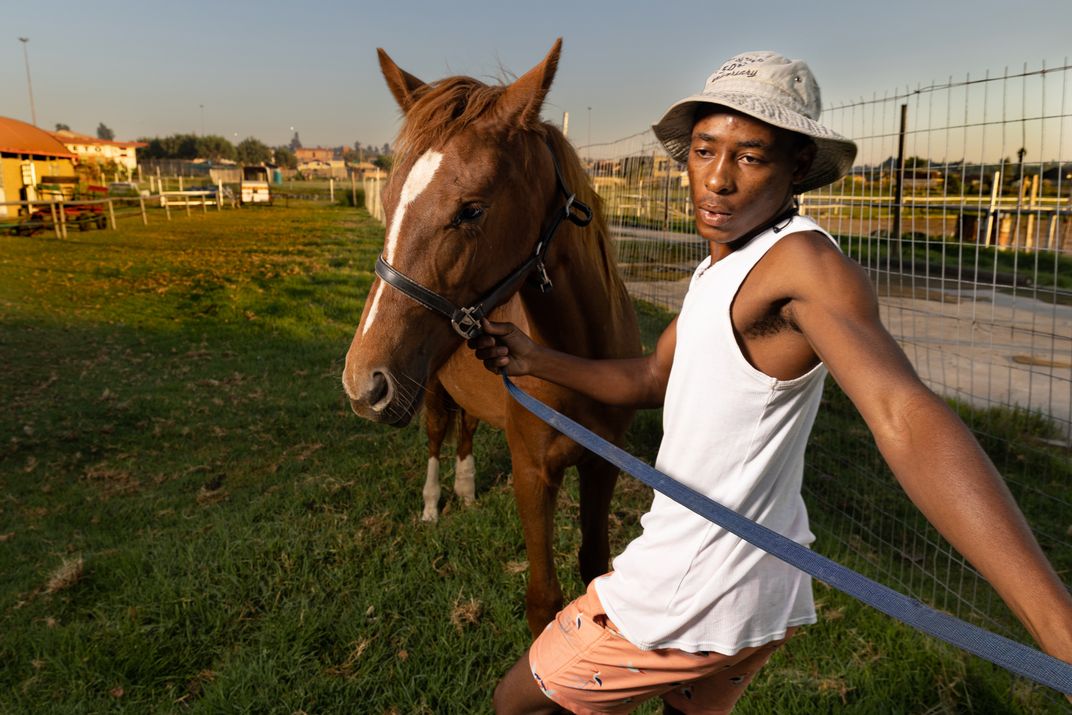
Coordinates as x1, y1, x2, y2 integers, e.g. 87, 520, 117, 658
586, 106, 592, 159
18, 37, 37, 126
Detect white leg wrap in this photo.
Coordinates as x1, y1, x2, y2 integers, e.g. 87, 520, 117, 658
454, 454, 476, 505
422, 457, 441, 522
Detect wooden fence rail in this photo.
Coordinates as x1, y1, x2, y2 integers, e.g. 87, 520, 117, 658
1, 190, 238, 238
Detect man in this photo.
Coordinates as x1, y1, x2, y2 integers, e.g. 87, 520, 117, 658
470, 52, 1072, 714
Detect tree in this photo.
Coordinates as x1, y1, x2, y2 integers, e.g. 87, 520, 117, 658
195, 135, 236, 162
373, 154, 394, 171
55, 122, 70, 131
236, 137, 272, 165
97, 123, 115, 140
289, 131, 302, 151
273, 146, 298, 170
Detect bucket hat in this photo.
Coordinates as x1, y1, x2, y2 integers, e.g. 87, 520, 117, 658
652, 51, 857, 193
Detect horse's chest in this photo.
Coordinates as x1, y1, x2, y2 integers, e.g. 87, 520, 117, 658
437, 349, 508, 429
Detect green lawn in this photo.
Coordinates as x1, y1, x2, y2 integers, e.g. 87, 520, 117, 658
0, 204, 1065, 712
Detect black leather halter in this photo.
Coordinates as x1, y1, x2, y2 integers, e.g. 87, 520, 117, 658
374, 140, 593, 340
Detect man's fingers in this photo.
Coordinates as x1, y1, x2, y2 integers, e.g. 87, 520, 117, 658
467, 334, 493, 350
480, 318, 514, 337
473, 344, 508, 360
467, 320, 513, 349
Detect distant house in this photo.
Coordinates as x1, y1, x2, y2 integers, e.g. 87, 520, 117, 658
51, 129, 146, 175
881, 167, 944, 191
1041, 163, 1072, 192
295, 147, 336, 163
0, 116, 77, 216
349, 160, 377, 177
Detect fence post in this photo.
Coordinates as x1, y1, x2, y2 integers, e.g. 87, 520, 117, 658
185, 196, 191, 217
983, 171, 1001, 248
48, 201, 59, 238
217, 182, 223, 211
57, 200, 68, 238
330, 178, 335, 202
164, 196, 172, 221
107, 199, 117, 229
351, 174, 356, 207
891, 103, 907, 252
138, 195, 148, 225
1024, 174, 1038, 251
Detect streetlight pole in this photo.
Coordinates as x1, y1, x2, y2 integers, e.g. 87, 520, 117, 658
18, 37, 37, 126
586, 106, 592, 160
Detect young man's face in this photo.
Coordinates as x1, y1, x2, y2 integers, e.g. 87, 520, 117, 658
687, 107, 813, 245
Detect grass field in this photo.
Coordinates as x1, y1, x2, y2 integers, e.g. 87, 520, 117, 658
1, 203, 1066, 713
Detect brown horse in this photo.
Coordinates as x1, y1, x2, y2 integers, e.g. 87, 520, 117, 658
342, 39, 641, 635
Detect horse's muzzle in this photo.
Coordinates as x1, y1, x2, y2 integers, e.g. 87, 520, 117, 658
342, 367, 418, 427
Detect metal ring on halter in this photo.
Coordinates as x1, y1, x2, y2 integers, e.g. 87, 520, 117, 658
567, 197, 593, 227
450, 306, 485, 340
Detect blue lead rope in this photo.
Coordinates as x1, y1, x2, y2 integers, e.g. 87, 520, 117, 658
502, 376, 1072, 695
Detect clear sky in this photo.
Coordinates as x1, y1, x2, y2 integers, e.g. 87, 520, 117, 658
3, 0, 1069, 152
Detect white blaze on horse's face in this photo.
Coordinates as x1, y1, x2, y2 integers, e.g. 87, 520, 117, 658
363, 150, 444, 336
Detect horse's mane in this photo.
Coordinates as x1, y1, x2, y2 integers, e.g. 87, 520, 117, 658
394, 75, 625, 308
541, 127, 619, 279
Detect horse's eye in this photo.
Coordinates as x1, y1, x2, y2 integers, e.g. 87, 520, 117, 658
452, 204, 485, 226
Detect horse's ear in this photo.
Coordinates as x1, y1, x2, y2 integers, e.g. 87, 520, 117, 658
497, 38, 562, 128
378, 48, 427, 113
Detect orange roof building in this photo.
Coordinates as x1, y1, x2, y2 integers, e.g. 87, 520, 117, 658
0, 116, 77, 212
0, 116, 76, 159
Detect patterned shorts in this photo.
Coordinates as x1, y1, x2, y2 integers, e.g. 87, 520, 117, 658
528, 580, 795, 714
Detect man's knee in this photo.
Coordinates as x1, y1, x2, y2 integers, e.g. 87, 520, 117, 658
493, 651, 562, 715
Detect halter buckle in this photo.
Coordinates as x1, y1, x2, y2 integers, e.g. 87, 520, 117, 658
535, 262, 553, 293
451, 307, 484, 340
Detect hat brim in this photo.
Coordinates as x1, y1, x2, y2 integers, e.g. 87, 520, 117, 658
652, 91, 857, 194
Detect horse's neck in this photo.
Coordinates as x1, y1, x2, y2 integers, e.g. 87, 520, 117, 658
522, 222, 637, 359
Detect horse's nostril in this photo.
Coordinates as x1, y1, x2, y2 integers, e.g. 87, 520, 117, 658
369, 370, 391, 409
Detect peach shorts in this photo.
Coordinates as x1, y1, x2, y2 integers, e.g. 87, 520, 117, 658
528, 580, 795, 714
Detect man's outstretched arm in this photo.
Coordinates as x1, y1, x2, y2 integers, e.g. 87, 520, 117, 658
468, 317, 677, 409
787, 234, 1072, 667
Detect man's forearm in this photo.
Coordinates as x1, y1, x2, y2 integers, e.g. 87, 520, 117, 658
525, 345, 665, 408
874, 390, 1072, 659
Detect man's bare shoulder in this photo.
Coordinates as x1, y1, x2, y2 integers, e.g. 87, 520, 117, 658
767, 229, 843, 264
764, 229, 873, 302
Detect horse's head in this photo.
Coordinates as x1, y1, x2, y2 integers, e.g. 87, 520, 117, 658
343, 40, 568, 426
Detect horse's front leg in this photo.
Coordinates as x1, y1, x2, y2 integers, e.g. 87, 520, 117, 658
453, 410, 479, 506
577, 453, 619, 584
511, 457, 563, 636
422, 379, 452, 522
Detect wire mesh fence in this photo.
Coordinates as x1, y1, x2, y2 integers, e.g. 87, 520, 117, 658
580, 60, 1072, 676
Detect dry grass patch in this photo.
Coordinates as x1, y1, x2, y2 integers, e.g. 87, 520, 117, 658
45, 557, 85, 594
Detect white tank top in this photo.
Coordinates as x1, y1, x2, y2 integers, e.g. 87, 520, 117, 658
595, 215, 832, 654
